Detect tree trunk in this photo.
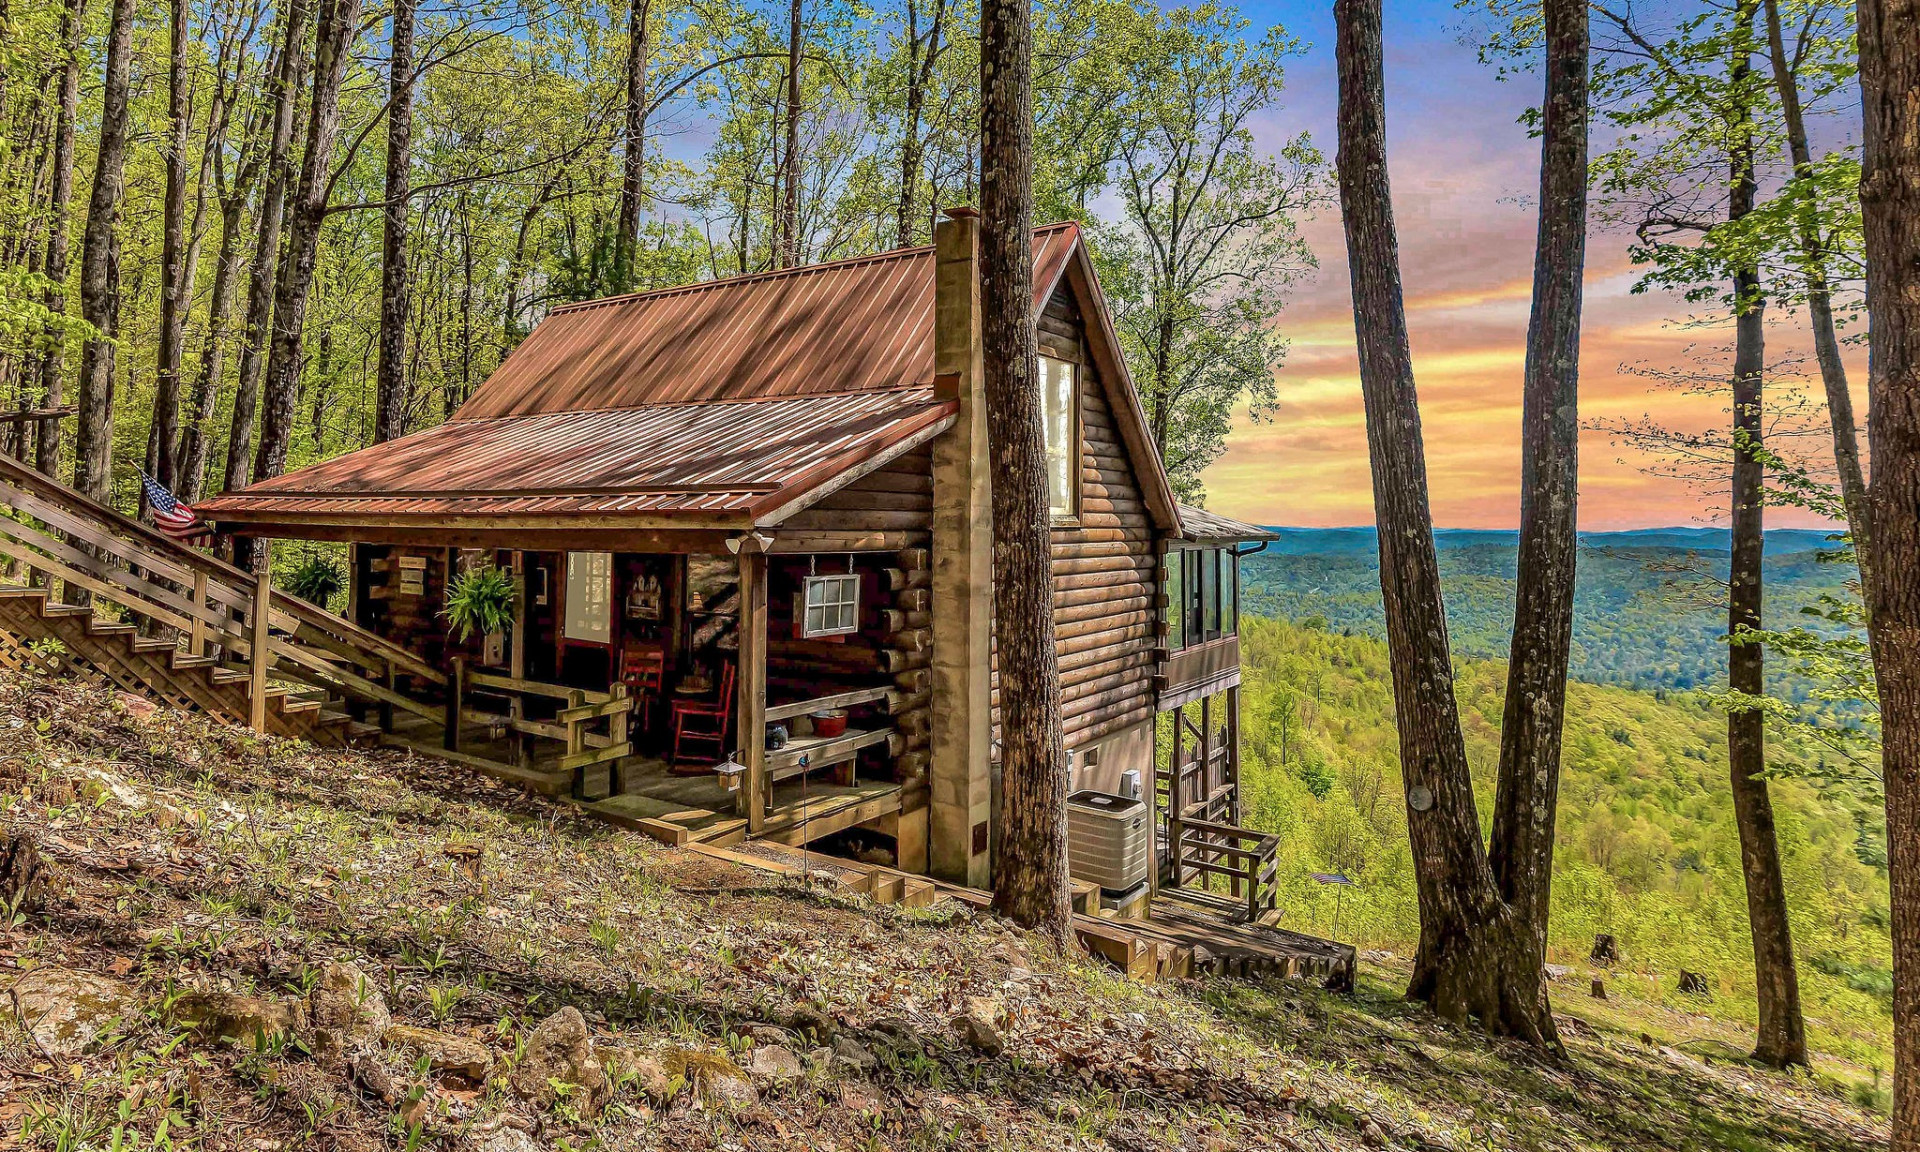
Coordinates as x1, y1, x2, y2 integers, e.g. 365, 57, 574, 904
1333, 0, 1555, 1046
152, 0, 194, 489
252, 0, 361, 488
981, 0, 1069, 946
1485, 0, 1585, 1006
895, 0, 943, 249
70, 0, 136, 514
224, 0, 309, 498
1855, 0, 1920, 1140
1726, 0, 1808, 1070
616, 0, 649, 282
374, 0, 414, 444
778, 0, 802, 268
1762, 0, 1871, 580
179, 193, 246, 502
34, 0, 82, 478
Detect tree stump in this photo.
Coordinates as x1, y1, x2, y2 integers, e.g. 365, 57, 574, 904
1590, 977, 1607, 1000
1677, 970, 1711, 997
1590, 933, 1619, 966
0, 830, 45, 916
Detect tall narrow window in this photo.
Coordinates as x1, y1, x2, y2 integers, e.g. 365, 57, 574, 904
1203, 548, 1221, 639
1224, 549, 1240, 636
1039, 355, 1077, 518
1166, 549, 1186, 650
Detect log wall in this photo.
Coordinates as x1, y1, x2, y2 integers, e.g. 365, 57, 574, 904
989, 283, 1162, 750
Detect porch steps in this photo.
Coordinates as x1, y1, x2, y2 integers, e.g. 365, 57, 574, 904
0, 585, 369, 747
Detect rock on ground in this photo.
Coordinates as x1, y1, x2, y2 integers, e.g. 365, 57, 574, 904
308, 961, 390, 1048
384, 1023, 494, 1080
602, 1047, 675, 1104
509, 1007, 607, 1113
955, 997, 1004, 1056
7, 966, 138, 1056
170, 991, 307, 1046
747, 1044, 804, 1087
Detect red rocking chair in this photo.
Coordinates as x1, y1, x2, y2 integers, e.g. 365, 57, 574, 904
620, 646, 667, 733
671, 663, 736, 765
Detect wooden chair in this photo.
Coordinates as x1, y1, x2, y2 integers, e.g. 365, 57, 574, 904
620, 645, 666, 732
671, 662, 736, 764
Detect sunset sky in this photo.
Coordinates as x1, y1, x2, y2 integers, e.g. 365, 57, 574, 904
1197, 0, 1864, 530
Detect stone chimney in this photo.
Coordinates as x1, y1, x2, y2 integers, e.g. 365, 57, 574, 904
927, 206, 993, 885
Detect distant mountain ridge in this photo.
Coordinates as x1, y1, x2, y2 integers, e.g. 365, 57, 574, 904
1255, 525, 1843, 558
1238, 526, 1858, 694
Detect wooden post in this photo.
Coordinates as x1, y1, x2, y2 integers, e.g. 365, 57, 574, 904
737, 546, 769, 831
379, 658, 395, 731
444, 656, 465, 751
247, 540, 272, 733
188, 569, 207, 657
509, 550, 530, 768
564, 688, 585, 798
608, 682, 629, 793
1166, 702, 1182, 890
1226, 684, 1242, 825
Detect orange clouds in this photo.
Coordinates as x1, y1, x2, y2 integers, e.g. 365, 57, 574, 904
1201, 162, 1862, 531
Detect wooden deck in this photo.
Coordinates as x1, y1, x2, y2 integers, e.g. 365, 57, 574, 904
579, 755, 905, 850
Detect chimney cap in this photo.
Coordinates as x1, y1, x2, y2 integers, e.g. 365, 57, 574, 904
941, 205, 980, 219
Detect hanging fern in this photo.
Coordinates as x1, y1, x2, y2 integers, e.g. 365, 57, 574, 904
442, 566, 518, 643
286, 554, 345, 609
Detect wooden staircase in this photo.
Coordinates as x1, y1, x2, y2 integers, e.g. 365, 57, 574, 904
0, 453, 445, 748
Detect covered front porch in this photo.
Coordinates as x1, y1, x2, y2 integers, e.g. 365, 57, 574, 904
342, 535, 932, 863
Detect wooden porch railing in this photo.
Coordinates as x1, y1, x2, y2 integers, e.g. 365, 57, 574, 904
1171, 817, 1280, 924
450, 662, 632, 795
0, 453, 444, 730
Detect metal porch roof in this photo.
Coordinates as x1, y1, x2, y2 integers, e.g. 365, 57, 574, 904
199, 388, 955, 524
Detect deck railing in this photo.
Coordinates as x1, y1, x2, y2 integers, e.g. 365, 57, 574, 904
0, 453, 443, 730
1170, 817, 1280, 924
449, 662, 632, 796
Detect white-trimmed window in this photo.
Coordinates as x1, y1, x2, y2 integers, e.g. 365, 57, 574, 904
800, 573, 861, 637
564, 551, 613, 644
1040, 354, 1077, 518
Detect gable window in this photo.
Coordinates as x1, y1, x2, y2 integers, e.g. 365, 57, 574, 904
799, 573, 861, 638
1040, 354, 1077, 519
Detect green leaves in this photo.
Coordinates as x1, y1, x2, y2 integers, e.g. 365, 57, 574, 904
440, 565, 518, 643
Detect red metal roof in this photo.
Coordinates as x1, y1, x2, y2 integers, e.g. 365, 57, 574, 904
455, 223, 1082, 419
203, 223, 1110, 530
199, 389, 954, 524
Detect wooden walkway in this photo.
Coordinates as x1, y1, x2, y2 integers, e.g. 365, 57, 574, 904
660, 833, 1354, 988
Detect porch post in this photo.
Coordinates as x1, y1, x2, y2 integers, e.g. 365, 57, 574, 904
1166, 701, 1182, 890
509, 551, 530, 768
247, 538, 273, 734
737, 545, 769, 832
928, 207, 994, 886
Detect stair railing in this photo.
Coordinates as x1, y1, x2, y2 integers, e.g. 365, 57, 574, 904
0, 453, 443, 732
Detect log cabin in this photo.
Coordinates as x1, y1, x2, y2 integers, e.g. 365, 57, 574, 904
196, 208, 1278, 903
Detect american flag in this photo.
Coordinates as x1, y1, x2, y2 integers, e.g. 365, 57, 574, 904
137, 469, 211, 543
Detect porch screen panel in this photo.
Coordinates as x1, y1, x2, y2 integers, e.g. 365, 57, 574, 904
565, 551, 614, 644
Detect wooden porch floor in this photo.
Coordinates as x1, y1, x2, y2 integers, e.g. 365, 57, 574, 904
584, 755, 903, 849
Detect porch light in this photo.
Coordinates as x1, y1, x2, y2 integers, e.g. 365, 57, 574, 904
712, 750, 747, 791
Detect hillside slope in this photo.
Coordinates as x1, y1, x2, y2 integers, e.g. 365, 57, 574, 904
0, 670, 1890, 1151
1234, 616, 1893, 1076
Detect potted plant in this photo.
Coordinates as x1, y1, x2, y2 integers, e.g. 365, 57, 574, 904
286, 553, 346, 610
441, 566, 518, 650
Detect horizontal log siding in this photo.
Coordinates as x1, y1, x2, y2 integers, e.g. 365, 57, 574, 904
990, 284, 1161, 750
